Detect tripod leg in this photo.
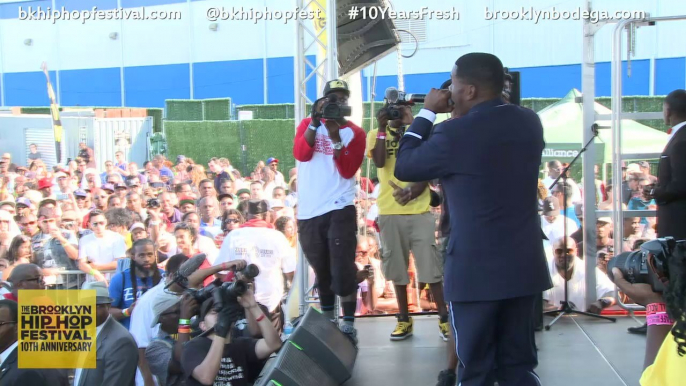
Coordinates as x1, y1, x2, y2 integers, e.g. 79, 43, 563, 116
544, 311, 566, 330
573, 310, 617, 322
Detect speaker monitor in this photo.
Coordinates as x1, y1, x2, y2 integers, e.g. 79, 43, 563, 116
254, 342, 339, 386
336, 0, 400, 76
255, 307, 358, 386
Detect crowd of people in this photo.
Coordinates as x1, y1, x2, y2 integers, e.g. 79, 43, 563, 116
0, 62, 682, 386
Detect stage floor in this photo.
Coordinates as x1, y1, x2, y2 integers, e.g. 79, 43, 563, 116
346, 314, 645, 386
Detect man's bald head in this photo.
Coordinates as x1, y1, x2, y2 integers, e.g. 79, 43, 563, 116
553, 237, 576, 251
8, 264, 41, 284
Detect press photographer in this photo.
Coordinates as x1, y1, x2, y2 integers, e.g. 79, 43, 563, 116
181, 282, 281, 386
608, 238, 685, 384
367, 87, 449, 341
293, 79, 366, 342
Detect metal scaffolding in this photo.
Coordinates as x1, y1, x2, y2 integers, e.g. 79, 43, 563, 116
581, 1, 686, 311
293, 0, 339, 317
294, 0, 338, 124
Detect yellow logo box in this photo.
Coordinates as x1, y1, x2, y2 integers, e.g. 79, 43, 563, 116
18, 290, 96, 369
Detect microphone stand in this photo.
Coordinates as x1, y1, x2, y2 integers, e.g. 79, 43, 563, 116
544, 132, 616, 330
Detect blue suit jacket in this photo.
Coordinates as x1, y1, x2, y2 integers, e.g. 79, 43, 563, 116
395, 98, 552, 302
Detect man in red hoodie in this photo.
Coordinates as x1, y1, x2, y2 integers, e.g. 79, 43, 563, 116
293, 79, 366, 343
214, 200, 295, 333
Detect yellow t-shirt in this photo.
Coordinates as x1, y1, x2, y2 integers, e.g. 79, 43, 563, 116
640, 329, 686, 385
366, 128, 430, 215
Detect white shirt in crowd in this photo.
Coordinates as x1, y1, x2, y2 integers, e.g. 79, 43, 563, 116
215, 227, 296, 312
74, 318, 106, 386
296, 122, 358, 220
543, 255, 615, 312
79, 230, 127, 280
274, 171, 286, 188
540, 215, 579, 244
130, 282, 165, 386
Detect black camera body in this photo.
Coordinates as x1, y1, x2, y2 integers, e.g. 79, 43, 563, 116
607, 237, 678, 293
384, 88, 416, 120
147, 197, 161, 208
186, 278, 248, 312
318, 93, 351, 120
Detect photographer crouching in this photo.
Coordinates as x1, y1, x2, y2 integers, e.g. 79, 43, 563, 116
181, 282, 281, 386
608, 238, 686, 385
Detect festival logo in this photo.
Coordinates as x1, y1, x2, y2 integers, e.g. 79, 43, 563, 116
18, 290, 96, 368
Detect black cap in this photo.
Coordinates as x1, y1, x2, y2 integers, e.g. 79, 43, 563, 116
218, 193, 233, 201
323, 79, 350, 96
247, 200, 269, 215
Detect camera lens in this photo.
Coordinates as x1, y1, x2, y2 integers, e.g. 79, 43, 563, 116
606, 250, 646, 284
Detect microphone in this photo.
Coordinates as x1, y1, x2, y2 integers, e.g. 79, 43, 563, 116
165, 253, 206, 290
405, 94, 425, 103
385, 87, 400, 103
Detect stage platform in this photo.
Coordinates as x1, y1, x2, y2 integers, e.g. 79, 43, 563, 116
346, 315, 645, 386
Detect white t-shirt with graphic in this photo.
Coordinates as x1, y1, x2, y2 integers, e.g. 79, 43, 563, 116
215, 227, 296, 311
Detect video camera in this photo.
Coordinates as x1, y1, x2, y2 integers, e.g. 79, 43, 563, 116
313, 93, 352, 121
185, 264, 260, 312
607, 237, 681, 293
383, 87, 425, 120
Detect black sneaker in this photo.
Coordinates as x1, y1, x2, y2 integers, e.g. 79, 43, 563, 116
628, 323, 647, 335
436, 370, 456, 386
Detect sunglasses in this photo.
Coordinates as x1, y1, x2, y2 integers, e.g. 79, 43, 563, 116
224, 218, 240, 224
21, 221, 37, 226
555, 248, 574, 254
91, 221, 106, 226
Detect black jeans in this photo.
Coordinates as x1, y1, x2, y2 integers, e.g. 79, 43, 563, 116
297, 206, 358, 298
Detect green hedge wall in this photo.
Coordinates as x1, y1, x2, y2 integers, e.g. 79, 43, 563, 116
165, 119, 296, 177
203, 98, 232, 121
166, 100, 204, 121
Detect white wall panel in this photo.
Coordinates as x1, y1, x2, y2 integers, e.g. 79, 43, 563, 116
57, 19, 121, 70
120, 3, 190, 67
191, 0, 265, 63
1, 18, 57, 72
0, 0, 685, 75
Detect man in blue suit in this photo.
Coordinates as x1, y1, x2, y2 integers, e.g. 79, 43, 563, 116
395, 53, 552, 386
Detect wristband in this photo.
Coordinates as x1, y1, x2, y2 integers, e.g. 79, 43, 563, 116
122, 308, 130, 317
646, 303, 667, 315
149, 221, 159, 226
179, 319, 191, 326
647, 313, 674, 326
89, 269, 97, 276
308, 124, 318, 131
256, 314, 265, 322
178, 326, 191, 334
377, 133, 386, 140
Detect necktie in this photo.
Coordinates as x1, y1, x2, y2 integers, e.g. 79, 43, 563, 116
667, 127, 673, 135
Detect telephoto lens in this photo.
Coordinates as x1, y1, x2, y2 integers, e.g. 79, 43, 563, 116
239, 264, 260, 281
212, 280, 249, 312
606, 250, 646, 284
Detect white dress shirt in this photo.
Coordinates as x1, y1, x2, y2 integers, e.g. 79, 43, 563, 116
0, 341, 18, 368
73, 318, 106, 386
668, 121, 686, 142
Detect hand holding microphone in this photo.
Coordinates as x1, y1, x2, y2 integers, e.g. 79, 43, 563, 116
423, 88, 454, 114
